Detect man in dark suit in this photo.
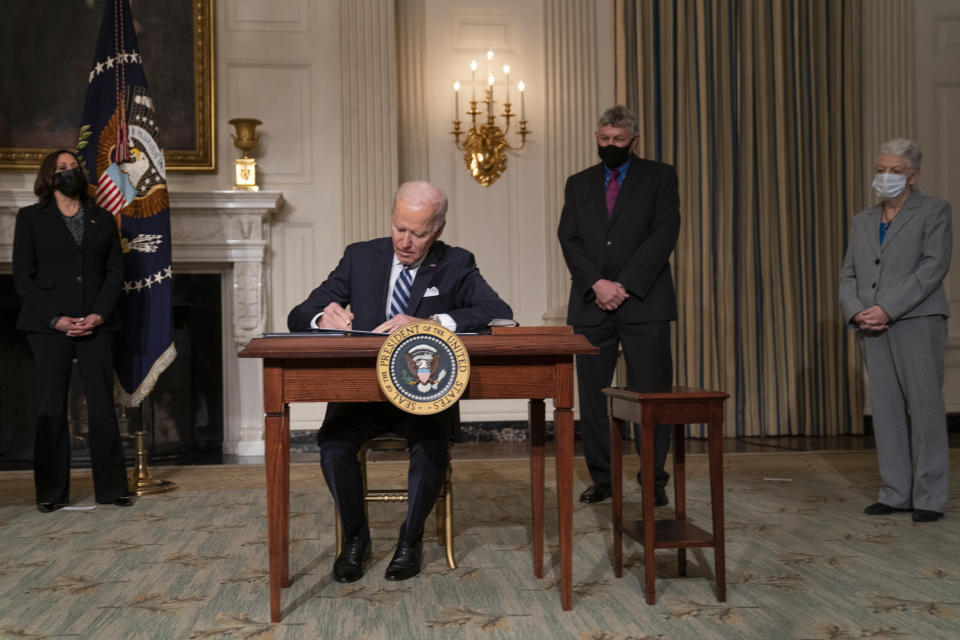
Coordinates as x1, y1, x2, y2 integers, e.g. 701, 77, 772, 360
288, 181, 512, 582
558, 106, 680, 506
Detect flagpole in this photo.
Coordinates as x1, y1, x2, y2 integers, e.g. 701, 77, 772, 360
80, 0, 178, 496
129, 426, 176, 495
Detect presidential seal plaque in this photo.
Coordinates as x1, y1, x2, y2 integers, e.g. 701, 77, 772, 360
376, 321, 471, 415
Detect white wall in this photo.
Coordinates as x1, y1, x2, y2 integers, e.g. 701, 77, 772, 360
913, 0, 960, 411
420, 0, 548, 421
3, 0, 958, 429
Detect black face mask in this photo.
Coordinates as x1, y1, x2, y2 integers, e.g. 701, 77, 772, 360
54, 168, 84, 198
597, 143, 632, 169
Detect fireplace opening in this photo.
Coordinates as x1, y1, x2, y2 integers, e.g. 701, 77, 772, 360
0, 273, 224, 469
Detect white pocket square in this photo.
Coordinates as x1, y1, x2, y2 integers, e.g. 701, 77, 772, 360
424, 287, 440, 297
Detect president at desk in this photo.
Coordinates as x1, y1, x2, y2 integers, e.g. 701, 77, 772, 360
287, 181, 512, 583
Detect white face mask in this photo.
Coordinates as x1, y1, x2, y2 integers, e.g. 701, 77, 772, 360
872, 172, 908, 200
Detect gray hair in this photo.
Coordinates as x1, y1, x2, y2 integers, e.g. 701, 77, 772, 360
878, 138, 923, 171
394, 181, 448, 231
596, 105, 639, 136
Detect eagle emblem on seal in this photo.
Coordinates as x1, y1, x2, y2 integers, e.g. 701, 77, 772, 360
404, 345, 447, 391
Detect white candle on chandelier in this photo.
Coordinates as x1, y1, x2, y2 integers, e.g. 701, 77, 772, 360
470, 60, 477, 100
486, 49, 494, 76
453, 81, 460, 120
518, 81, 526, 120
488, 75, 494, 115
503, 65, 511, 104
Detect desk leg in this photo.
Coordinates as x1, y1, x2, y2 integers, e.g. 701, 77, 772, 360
642, 423, 657, 605
674, 423, 687, 577
281, 404, 291, 586
709, 419, 726, 602
555, 404, 574, 611
528, 399, 545, 578
265, 403, 290, 622
610, 415, 624, 578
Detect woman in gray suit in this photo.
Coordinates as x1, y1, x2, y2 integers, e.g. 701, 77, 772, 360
839, 138, 952, 523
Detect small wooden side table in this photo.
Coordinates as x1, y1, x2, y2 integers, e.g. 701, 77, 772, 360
603, 386, 729, 605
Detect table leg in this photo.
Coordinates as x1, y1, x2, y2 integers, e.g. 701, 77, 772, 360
642, 423, 657, 605
281, 404, 290, 586
555, 404, 574, 611
610, 414, 624, 578
674, 423, 686, 577
709, 419, 726, 602
265, 405, 290, 622
528, 399, 545, 578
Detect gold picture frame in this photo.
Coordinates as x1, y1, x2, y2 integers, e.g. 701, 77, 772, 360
0, 0, 215, 173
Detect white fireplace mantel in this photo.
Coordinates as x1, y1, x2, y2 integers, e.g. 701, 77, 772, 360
0, 189, 284, 457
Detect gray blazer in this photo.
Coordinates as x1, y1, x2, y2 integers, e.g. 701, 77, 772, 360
839, 190, 952, 326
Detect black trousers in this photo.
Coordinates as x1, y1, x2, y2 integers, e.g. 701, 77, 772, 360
318, 402, 453, 545
575, 317, 673, 488
27, 331, 128, 505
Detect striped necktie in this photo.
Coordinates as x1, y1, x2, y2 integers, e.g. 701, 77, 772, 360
389, 266, 413, 318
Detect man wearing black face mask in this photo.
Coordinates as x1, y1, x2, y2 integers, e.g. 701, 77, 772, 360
558, 105, 680, 506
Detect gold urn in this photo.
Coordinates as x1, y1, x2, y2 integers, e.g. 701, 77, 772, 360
228, 118, 262, 191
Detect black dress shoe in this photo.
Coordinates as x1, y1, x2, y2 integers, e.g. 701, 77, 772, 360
912, 509, 944, 523
114, 497, 133, 507
333, 536, 371, 583
37, 503, 61, 513
579, 484, 612, 503
653, 485, 669, 507
384, 538, 423, 581
864, 502, 904, 516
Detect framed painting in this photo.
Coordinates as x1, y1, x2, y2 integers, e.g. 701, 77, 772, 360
0, 0, 215, 172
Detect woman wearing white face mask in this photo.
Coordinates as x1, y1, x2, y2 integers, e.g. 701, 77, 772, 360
839, 138, 952, 523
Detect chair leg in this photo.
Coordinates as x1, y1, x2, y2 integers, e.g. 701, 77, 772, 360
335, 508, 342, 557
444, 479, 456, 569
436, 493, 445, 546
359, 448, 369, 526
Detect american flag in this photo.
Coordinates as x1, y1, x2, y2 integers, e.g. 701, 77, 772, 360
76, 0, 176, 406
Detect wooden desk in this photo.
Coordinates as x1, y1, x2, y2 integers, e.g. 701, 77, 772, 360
239, 328, 597, 621
604, 386, 729, 605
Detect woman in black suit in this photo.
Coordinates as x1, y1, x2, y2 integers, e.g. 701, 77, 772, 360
12, 149, 131, 512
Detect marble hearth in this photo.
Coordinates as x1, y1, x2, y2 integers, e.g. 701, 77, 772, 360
0, 190, 284, 457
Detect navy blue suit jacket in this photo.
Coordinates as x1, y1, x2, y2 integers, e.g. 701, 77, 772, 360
287, 238, 512, 332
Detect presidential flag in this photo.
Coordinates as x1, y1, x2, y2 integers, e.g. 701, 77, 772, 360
77, 0, 176, 406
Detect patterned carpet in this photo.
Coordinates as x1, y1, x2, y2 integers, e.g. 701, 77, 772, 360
0, 449, 957, 639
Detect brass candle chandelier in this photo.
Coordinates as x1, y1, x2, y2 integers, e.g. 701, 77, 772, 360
451, 51, 530, 187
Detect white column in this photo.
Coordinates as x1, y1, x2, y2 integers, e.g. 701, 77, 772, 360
396, 0, 429, 183
341, 1, 399, 244
542, 0, 599, 324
